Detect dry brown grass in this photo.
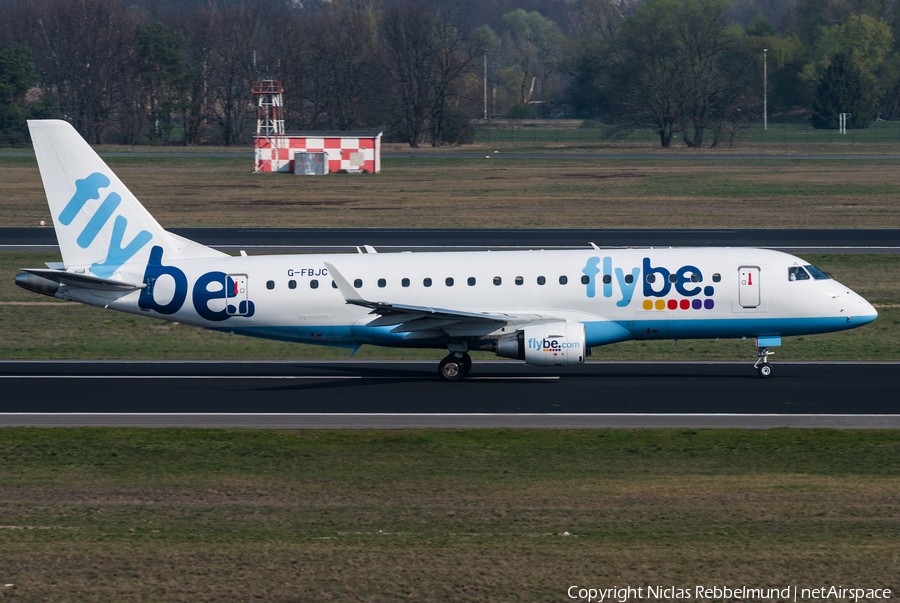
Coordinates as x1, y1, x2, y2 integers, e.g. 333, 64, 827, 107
1, 428, 897, 601
1, 474, 898, 602
3, 155, 900, 228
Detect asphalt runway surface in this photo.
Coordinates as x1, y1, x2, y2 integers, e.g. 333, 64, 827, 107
3, 227, 899, 254
1, 361, 898, 429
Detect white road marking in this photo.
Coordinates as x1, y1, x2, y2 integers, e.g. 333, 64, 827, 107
0, 375, 559, 380
0, 412, 895, 417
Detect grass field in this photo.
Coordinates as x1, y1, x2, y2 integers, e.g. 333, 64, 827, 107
4, 154, 900, 229
2, 251, 898, 361
0, 428, 898, 602
2, 140, 900, 602
472, 118, 900, 146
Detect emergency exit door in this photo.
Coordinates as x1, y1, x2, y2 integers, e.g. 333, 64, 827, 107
738, 266, 760, 307
226, 274, 250, 316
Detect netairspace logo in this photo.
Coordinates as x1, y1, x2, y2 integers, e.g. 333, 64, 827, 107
566, 585, 893, 602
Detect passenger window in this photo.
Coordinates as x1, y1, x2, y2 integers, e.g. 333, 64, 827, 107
424, 278, 432, 287
581, 275, 590, 285
690, 274, 700, 283
712, 273, 721, 282
515, 276, 524, 285
310, 280, 318, 289
354, 279, 363, 288
445, 277, 454, 287
625, 274, 634, 284
266, 280, 275, 290
402, 278, 410, 287
493, 277, 502, 286
288, 280, 297, 289
537, 276, 546, 285
603, 275, 612, 284
668, 274, 677, 283
559, 275, 568, 285
378, 278, 386, 288
789, 266, 810, 281
467, 277, 476, 286
646, 274, 656, 284
332, 281, 338, 289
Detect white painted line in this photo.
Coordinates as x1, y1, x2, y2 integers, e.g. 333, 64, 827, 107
2, 360, 898, 365
0, 412, 896, 417
0, 375, 559, 380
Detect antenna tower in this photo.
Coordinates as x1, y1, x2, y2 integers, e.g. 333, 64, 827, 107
253, 78, 285, 172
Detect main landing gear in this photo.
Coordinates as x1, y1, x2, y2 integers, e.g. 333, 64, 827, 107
753, 346, 774, 379
438, 352, 472, 382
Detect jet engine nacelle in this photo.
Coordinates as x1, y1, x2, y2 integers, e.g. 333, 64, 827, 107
496, 321, 587, 366
15, 272, 59, 298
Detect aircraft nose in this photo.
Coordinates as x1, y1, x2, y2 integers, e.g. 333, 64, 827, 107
851, 292, 878, 325
861, 299, 878, 323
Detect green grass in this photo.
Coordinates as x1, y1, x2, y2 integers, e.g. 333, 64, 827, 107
473, 119, 900, 145
1, 252, 898, 361
0, 428, 898, 601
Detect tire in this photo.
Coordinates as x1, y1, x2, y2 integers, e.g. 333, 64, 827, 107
439, 356, 464, 381
460, 353, 472, 376
758, 364, 773, 379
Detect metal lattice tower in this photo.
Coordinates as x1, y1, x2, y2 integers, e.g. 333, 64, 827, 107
252, 79, 285, 173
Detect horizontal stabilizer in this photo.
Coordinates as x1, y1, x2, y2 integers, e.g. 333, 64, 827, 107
22, 268, 146, 291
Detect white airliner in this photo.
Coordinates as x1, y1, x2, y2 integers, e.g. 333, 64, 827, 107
16, 120, 878, 380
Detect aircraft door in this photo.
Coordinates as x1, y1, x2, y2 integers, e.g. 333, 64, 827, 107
226, 274, 251, 316
738, 266, 760, 308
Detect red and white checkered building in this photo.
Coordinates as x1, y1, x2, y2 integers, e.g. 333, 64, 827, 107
254, 131, 382, 173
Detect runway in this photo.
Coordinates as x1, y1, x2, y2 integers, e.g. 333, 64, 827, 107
3, 227, 899, 254
1, 361, 898, 429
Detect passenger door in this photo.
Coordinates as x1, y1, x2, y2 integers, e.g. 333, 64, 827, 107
738, 266, 760, 308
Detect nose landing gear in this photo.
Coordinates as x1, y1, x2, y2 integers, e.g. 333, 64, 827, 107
438, 352, 472, 381
753, 347, 774, 378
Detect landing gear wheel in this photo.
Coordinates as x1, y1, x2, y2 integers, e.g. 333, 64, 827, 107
459, 353, 472, 376
439, 355, 465, 382
757, 364, 772, 379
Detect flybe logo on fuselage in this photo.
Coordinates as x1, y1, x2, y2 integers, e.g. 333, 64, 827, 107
60, 172, 153, 278
138, 246, 256, 321
581, 257, 715, 308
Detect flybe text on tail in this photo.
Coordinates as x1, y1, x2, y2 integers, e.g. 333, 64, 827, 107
61, 172, 153, 277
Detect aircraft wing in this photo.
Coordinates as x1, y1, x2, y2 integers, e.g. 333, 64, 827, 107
324, 262, 544, 339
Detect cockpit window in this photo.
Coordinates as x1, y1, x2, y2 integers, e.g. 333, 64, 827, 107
788, 266, 810, 281
804, 265, 831, 280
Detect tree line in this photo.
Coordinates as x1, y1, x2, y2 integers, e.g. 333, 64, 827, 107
1, 0, 899, 147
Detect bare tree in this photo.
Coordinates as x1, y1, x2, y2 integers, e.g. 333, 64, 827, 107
31, 0, 135, 142
424, 13, 484, 145
175, 8, 217, 145
206, 2, 259, 145
381, 2, 436, 146
305, 0, 383, 131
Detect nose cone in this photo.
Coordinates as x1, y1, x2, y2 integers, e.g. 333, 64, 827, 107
848, 291, 878, 326
859, 299, 878, 325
